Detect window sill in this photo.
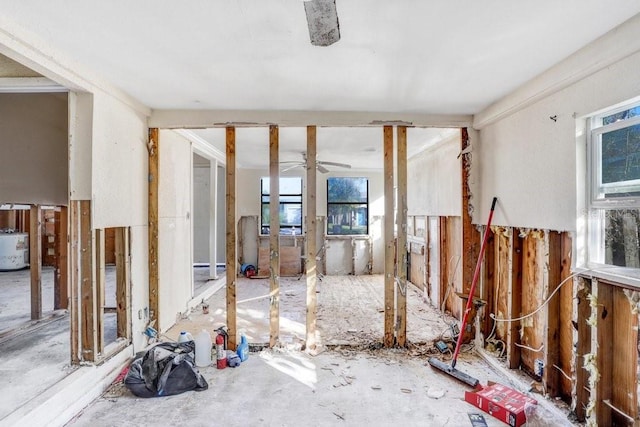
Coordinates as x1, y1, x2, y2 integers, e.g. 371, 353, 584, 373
576, 263, 640, 289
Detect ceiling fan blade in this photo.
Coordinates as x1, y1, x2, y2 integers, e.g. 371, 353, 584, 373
304, 0, 340, 47
317, 164, 330, 173
281, 164, 304, 173
318, 160, 351, 169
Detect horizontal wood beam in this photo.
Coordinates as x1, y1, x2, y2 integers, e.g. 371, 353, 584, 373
150, 110, 472, 129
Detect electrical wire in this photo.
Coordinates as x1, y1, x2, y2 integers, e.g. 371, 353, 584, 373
514, 342, 544, 352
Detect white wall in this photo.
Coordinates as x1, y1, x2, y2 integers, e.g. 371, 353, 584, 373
0, 92, 68, 205
158, 130, 193, 332
235, 168, 386, 273
192, 160, 210, 264
474, 48, 640, 231
407, 133, 462, 217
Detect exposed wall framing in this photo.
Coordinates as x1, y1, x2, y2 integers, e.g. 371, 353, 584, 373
226, 126, 237, 350
269, 125, 280, 347
148, 128, 159, 325
306, 125, 318, 351
383, 125, 394, 347
30, 204, 42, 320
396, 126, 408, 347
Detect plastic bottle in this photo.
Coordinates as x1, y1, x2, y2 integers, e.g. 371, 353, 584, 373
194, 330, 212, 367
237, 334, 249, 362
177, 331, 193, 343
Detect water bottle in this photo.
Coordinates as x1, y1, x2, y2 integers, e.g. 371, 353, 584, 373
194, 330, 212, 367
237, 334, 249, 362
177, 331, 193, 343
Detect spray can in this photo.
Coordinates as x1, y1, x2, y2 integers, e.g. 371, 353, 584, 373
216, 331, 227, 369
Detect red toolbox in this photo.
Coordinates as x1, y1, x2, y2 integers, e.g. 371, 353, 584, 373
464, 382, 537, 427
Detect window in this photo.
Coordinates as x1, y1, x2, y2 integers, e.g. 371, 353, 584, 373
261, 177, 302, 235
587, 102, 640, 269
327, 177, 368, 235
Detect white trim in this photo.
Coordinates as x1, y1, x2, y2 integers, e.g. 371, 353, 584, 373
474, 13, 640, 129
178, 129, 226, 165
0, 77, 65, 92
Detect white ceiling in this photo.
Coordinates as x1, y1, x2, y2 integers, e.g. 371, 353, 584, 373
1, 1, 640, 168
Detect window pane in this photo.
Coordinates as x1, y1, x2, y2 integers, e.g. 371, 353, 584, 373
280, 177, 302, 194
602, 209, 640, 268
328, 177, 367, 203
600, 124, 640, 194
327, 204, 368, 235
280, 195, 302, 203
280, 203, 302, 227
602, 106, 640, 126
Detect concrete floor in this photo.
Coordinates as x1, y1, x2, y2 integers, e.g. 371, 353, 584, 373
67, 276, 576, 427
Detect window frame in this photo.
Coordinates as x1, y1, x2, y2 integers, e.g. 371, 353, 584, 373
260, 177, 303, 236
326, 177, 369, 236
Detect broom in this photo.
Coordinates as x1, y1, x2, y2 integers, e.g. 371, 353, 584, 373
428, 197, 498, 387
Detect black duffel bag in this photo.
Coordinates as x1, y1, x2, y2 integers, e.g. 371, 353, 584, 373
124, 341, 208, 397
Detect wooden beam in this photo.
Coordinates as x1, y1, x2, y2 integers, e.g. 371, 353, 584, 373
558, 232, 573, 400
305, 125, 318, 351
79, 200, 96, 361
460, 128, 480, 341
95, 228, 105, 354
69, 201, 80, 363
542, 231, 562, 397
574, 278, 592, 422
226, 126, 238, 350
439, 216, 449, 311
54, 207, 69, 310
148, 128, 159, 325
506, 230, 523, 369
396, 126, 407, 347
592, 278, 613, 425
269, 124, 280, 347
115, 227, 131, 340
30, 205, 42, 320
383, 125, 395, 347
481, 229, 495, 339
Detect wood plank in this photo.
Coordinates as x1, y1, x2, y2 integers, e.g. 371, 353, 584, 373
259, 246, 300, 276
439, 217, 449, 311
460, 128, 480, 337
54, 208, 69, 310
494, 228, 510, 341
269, 124, 280, 347
574, 278, 592, 422
306, 125, 318, 350
115, 227, 131, 340
30, 205, 42, 320
611, 286, 638, 424
593, 279, 613, 425
482, 227, 496, 339
226, 126, 238, 350
520, 232, 545, 376
542, 231, 562, 397
69, 201, 80, 363
104, 227, 116, 265
507, 231, 523, 369
95, 228, 105, 354
558, 232, 573, 400
148, 128, 159, 325
383, 125, 395, 347
79, 200, 96, 361
396, 126, 407, 347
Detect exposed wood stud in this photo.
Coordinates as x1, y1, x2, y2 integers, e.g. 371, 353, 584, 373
482, 229, 495, 338
460, 128, 480, 341
69, 202, 80, 363
269, 124, 280, 347
55, 207, 68, 310
79, 201, 96, 362
592, 278, 613, 425
95, 228, 105, 354
148, 128, 160, 325
30, 205, 42, 320
226, 126, 238, 350
542, 231, 562, 397
574, 279, 592, 422
439, 217, 449, 311
115, 227, 131, 340
383, 125, 395, 347
306, 125, 318, 351
396, 126, 408, 347
506, 231, 523, 369
558, 232, 573, 399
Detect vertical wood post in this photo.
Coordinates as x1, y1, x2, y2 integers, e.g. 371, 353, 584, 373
574, 279, 592, 422
79, 200, 96, 361
460, 128, 480, 340
439, 217, 449, 311
54, 207, 69, 310
396, 126, 408, 347
69, 201, 80, 363
306, 125, 318, 350
148, 128, 160, 325
30, 205, 42, 320
507, 230, 523, 369
95, 228, 105, 353
269, 125, 280, 347
115, 227, 131, 340
383, 126, 395, 347
592, 278, 613, 425
210, 159, 219, 279
542, 231, 562, 397
226, 127, 238, 350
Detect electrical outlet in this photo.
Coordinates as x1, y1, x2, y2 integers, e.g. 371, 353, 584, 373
435, 341, 449, 353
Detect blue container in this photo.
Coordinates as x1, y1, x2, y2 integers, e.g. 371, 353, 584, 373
237, 334, 249, 362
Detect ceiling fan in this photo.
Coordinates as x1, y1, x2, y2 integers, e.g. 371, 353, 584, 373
281, 152, 351, 173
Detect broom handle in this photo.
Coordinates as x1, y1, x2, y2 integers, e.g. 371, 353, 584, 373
451, 197, 497, 369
